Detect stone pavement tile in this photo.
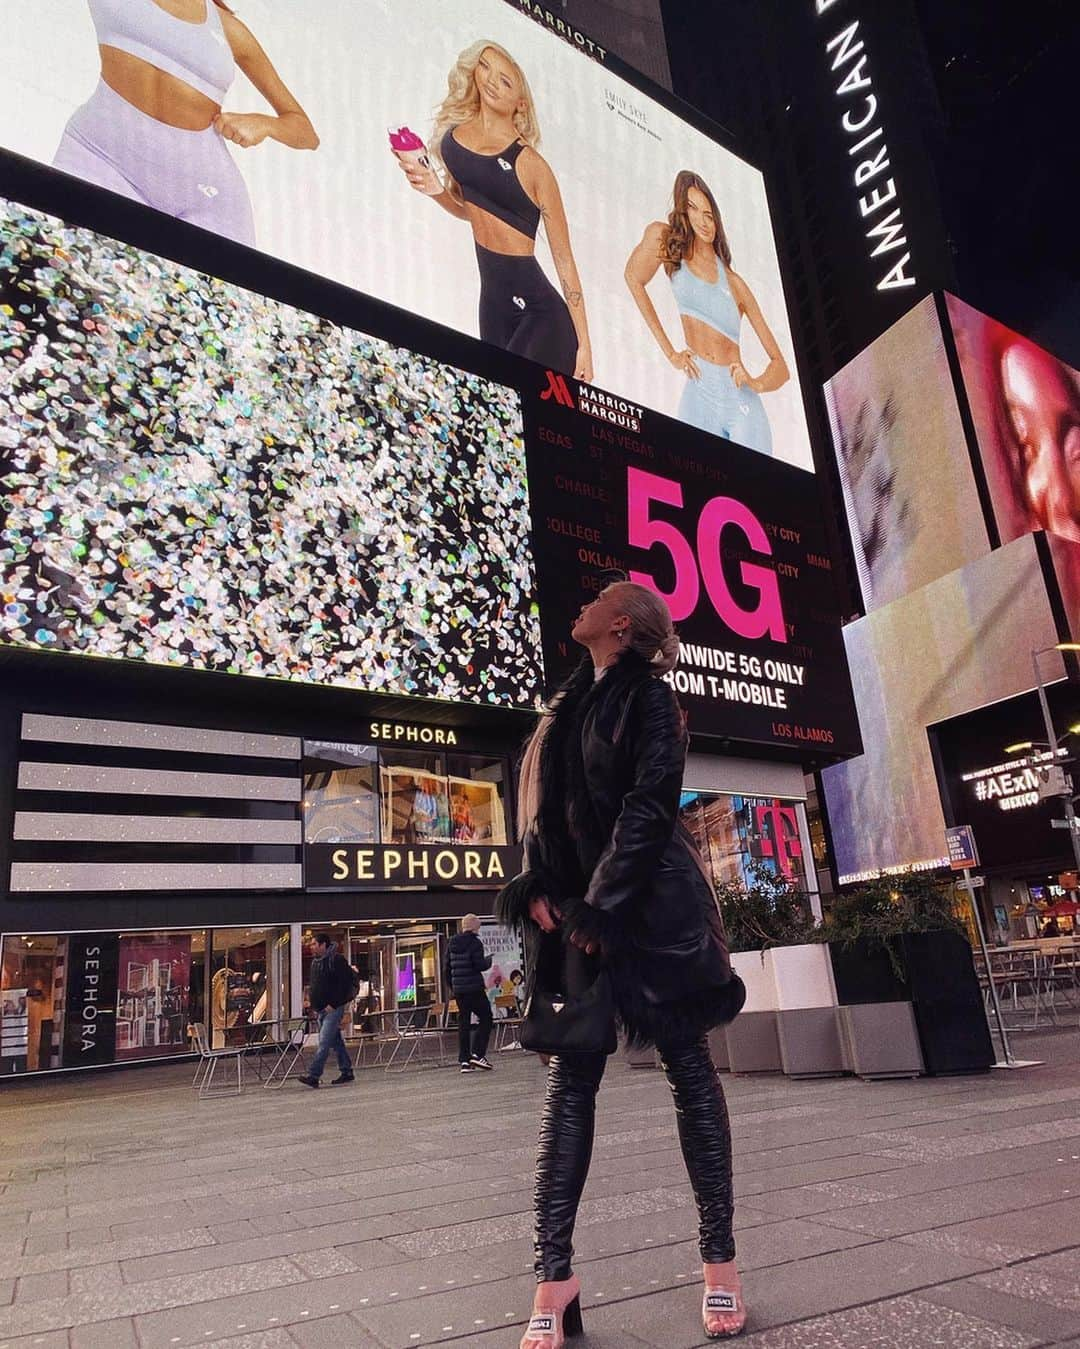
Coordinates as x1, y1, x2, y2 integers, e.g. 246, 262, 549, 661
13, 1272, 68, 1303
69, 1314, 138, 1349
0, 1256, 305, 1339
0, 1330, 70, 1349
69, 1263, 122, 1296
328, 1240, 420, 1274
198, 1332, 296, 1349
459, 1324, 653, 1348
119, 1223, 371, 1284
972, 1249, 1080, 1313
4, 1228, 216, 1280
896, 1195, 1080, 1266
351, 1271, 535, 1347
810, 1170, 1080, 1240
20, 1236, 67, 1259
735, 1239, 990, 1330
733, 1295, 1040, 1348
288, 1249, 358, 1279
0, 1285, 11, 1310
915, 1278, 1080, 1345
286, 1311, 383, 1347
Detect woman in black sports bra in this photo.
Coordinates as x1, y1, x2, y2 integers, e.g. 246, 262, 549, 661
393, 40, 591, 381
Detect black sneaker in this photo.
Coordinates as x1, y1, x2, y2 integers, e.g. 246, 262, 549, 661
460, 1061, 477, 1073
470, 1055, 494, 1071
330, 1072, 355, 1085
298, 1075, 320, 1089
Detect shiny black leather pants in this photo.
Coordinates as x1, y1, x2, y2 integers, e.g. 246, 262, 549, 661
533, 1035, 735, 1281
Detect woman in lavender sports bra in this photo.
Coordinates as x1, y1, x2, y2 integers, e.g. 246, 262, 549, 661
625, 171, 789, 457
54, 0, 318, 246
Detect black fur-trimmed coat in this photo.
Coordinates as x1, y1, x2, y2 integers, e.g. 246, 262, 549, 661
497, 652, 745, 1047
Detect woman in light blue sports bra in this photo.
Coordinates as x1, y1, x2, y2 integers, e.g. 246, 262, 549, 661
53, 0, 318, 246
625, 170, 789, 457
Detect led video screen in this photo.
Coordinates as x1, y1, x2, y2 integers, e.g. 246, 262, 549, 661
946, 294, 1080, 549
0, 199, 543, 707
932, 683, 1080, 874
0, 0, 813, 468
522, 379, 860, 754
823, 295, 989, 612
821, 535, 1066, 883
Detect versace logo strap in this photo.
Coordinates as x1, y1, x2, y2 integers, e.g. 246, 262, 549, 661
705, 1291, 737, 1312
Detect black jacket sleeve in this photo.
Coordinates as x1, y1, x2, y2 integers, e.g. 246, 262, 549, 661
571, 678, 685, 941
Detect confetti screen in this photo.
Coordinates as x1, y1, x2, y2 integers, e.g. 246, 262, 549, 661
0, 200, 544, 707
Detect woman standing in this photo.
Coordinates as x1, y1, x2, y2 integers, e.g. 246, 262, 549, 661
625, 170, 787, 456
54, 0, 318, 246
394, 41, 592, 380
498, 582, 747, 1345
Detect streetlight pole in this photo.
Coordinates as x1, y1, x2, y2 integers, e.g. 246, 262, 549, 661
1032, 645, 1080, 876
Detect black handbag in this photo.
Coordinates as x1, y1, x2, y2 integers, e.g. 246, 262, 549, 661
519, 962, 618, 1057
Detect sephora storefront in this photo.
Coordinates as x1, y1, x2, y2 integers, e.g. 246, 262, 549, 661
0, 2, 860, 1075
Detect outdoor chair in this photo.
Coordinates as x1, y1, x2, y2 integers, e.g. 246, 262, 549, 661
188, 1021, 244, 1099
262, 1016, 311, 1089
384, 1004, 450, 1072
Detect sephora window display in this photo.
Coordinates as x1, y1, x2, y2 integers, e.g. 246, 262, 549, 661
0, 199, 542, 707
0, 0, 813, 467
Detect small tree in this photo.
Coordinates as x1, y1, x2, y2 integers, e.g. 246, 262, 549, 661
816, 871, 969, 978
716, 863, 817, 954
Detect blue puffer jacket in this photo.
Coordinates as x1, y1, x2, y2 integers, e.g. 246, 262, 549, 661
445, 932, 492, 994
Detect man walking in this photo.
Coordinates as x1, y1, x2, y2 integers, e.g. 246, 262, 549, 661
445, 914, 494, 1073
299, 932, 356, 1088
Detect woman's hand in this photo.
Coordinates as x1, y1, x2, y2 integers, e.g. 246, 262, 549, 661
394, 153, 444, 197
669, 348, 700, 380
573, 342, 594, 383
213, 112, 273, 148
528, 896, 562, 932
729, 357, 756, 391
569, 929, 601, 956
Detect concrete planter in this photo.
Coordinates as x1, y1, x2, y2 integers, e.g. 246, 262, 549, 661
725, 950, 781, 1073
838, 1002, 924, 1079
769, 944, 845, 1079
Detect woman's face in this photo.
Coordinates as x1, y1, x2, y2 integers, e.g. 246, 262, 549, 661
1001, 342, 1080, 542
571, 584, 628, 645
474, 47, 523, 118
685, 186, 717, 246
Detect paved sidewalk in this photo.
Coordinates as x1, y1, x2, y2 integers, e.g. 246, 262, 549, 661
2, 1030, 1080, 1349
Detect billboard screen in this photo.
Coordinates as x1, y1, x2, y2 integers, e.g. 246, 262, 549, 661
823, 295, 989, 612
523, 378, 860, 754
946, 293, 1080, 550
821, 534, 1067, 883
0, 0, 812, 468
0, 199, 543, 708
932, 683, 1080, 873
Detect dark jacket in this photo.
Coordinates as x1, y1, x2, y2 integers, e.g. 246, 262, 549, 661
445, 931, 492, 995
308, 946, 354, 1010
497, 653, 745, 1046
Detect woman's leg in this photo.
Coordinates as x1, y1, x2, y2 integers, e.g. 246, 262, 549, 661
533, 1050, 606, 1281
656, 1034, 735, 1264
177, 133, 256, 247
725, 384, 774, 457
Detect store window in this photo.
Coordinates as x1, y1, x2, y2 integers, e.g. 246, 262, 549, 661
679, 791, 810, 893
380, 749, 451, 844
1, 934, 65, 1074
0, 926, 289, 1073
115, 932, 196, 1060
301, 741, 511, 848
304, 742, 378, 843
209, 927, 290, 1049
